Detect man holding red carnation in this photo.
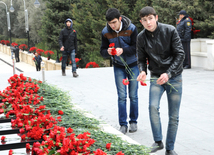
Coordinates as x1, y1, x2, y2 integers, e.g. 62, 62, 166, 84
100, 8, 139, 134
137, 7, 184, 155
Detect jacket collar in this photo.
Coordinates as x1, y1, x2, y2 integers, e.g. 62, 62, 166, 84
145, 22, 160, 37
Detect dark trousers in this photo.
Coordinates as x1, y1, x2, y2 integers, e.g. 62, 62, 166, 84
182, 41, 191, 68
36, 63, 41, 71
15, 50, 20, 62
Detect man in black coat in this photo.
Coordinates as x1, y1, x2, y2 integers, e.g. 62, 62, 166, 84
59, 18, 78, 77
137, 6, 184, 155
177, 10, 192, 69
14, 45, 20, 62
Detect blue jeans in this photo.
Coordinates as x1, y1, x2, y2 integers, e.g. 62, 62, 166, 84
149, 74, 182, 150
61, 50, 76, 72
113, 65, 139, 127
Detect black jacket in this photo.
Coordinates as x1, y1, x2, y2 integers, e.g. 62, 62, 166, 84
58, 27, 77, 52
34, 55, 42, 65
137, 22, 185, 78
177, 15, 192, 42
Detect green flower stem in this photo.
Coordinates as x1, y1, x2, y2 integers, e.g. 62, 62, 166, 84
127, 78, 178, 92
119, 56, 135, 79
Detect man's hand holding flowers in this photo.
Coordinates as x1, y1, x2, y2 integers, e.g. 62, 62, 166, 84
137, 71, 147, 83
156, 73, 169, 85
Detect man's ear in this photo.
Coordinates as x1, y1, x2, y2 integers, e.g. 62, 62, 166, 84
155, 15, 158, 22
119, 16, 122, 22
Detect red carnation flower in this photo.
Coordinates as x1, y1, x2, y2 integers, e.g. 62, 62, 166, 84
0, 109, 4, 114
0, 103, 4, 108
85, 62, 99, 68
58, 110, 63, 115
9, 149, 13, 155
122, 79, 129, 85
116, 151, 124, 155
111, 48, 117, 55
26, 143, 31, 150
106, 143, 111, 150
109, 43, 115, 48
140, 81, 147, 86
18, 122, 23, 127
1, 136, 6, 141
19, 128, 25, 134
67, 127, 73, 133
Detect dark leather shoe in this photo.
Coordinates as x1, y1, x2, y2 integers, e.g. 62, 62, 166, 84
73, 72, 79, 77
165, 150, 178, 155
150, 142, 164, 153
62, 70, 66, 76
129, 123, 137, 133
119, 126, 127, 134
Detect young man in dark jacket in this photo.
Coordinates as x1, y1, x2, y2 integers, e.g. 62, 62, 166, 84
34, 52, 42, 71
177, 10, 192, 69
59, 18, 78, 77
14, 45, 20, 62
137, 6, 185, 155
100, 8, 139, 134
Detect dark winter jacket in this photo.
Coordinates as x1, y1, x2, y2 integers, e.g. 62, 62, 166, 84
137, 22, 185, 79
100, 15, 138, 67
177, 15, 192, 42
58, 18, 77, 53
34, 55, 42, 65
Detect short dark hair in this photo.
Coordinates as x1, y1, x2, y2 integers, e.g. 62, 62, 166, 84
106, 8, 120, 21
139, 6, 156, 18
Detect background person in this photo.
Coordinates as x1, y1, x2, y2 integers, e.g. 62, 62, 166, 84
177, 10, 192, 69
137, 6, 185, 155
59, 18, 78, 77
34, 52, 42, 71
14, 45, 20, 62
100, 8, 139, 134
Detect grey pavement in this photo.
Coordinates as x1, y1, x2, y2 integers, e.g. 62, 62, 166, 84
0, 51, 214, 155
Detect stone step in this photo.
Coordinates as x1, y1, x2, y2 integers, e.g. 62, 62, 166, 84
0, 114, 15, 123
0, 148, 30, 155
0, 122, 20, 135
0, 134, 42, 151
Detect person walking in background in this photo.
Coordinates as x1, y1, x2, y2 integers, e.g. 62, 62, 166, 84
33, 52, 42, 71
177, 10, 192, 69
14, 45, 20, 62
59, 18, 78, 77
100, 8, 139, 134
137, 6, 184, 155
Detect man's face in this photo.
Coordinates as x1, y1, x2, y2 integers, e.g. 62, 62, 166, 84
179, 14, 184, 20
140, 14, 158, 32
108, 17, 122, 31
35, 53, 38, 56
66, 21, 71, 27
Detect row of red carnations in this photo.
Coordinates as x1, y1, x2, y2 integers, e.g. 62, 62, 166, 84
0, 73, 124, 155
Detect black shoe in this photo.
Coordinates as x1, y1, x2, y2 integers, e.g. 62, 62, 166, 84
150, 142, 164, 153
73, 72, 79, 77
183, 65, 191, 69
62, 70, 66, 76
165, 150, 178, 155
129, 123, 137, 133
119, 126, 127, 134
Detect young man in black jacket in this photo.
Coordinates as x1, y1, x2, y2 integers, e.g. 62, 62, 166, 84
137, 6, 184, 155
59, 18, 78, 77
